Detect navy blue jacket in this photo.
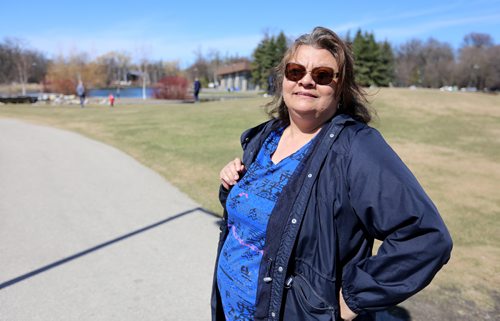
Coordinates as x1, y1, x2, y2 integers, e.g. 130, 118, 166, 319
211, 114, 453, 321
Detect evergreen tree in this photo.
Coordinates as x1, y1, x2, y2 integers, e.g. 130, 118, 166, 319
274, 32, 288, 64
344, 30, 352, 44
352, 30, 394, 87
251, 36, 272, 89
252, 32, 288, 91
270, 32, 288, 93
352, 30, 372, 86
365, 33, 382, 86
376, 41, 395, 86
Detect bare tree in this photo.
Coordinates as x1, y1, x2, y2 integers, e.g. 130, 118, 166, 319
162, 60, 182, 77
4, 38, 35, 95
96, 51, 132, 86
208, 49, 222, 86
185, 47, 242, 86
485, 45, 500, 90
0, 42, 16, 83
395, 38, 455, 88
457, 33, 494, 89
395, 39, 425, 86
422, 38, 455, 87
44, 51, 99, 94
463, 33, 493, 48
188, 46, 210, 85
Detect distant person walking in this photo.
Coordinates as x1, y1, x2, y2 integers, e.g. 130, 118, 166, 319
76, 81, 85, 108
267, 72, 275, 96
194, 78, 201, 102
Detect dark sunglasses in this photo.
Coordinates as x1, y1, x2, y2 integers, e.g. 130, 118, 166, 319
285, 62, 339, 85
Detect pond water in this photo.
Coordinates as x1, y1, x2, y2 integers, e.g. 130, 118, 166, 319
88, 87, 155, 98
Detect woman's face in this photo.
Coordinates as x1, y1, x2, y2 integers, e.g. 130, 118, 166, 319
282, 45, 339, 124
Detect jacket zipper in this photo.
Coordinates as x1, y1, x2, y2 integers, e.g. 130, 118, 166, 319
263, 258, 274, 283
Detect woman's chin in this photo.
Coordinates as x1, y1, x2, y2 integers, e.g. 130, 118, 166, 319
288, 110, 323, 123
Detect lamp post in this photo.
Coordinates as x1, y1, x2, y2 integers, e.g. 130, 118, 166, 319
473, 64, 480, 90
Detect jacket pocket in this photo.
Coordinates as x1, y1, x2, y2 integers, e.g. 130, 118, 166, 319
282, 274, 338, 321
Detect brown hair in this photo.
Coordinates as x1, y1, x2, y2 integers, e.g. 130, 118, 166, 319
267, 26, 373, 124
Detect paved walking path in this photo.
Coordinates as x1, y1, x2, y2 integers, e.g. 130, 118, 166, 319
0, 118, 220, 321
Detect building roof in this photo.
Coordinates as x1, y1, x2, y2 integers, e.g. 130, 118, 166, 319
216, 61, 252, 76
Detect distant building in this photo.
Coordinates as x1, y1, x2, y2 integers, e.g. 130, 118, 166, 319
216, 61, 254, 91
126, 70, 142, 82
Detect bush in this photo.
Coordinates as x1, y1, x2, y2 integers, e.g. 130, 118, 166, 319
153, 76, 189, 100
43, 78, 77, 95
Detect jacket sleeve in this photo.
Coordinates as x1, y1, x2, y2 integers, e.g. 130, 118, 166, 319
341, 127, 453, 313
219, 185, 229, 208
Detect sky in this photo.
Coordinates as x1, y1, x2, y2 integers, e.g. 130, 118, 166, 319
1, 0, 499, 67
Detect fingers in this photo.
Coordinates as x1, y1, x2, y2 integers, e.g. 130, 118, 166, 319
220, 158, 245, 189
339, 289, 358, 321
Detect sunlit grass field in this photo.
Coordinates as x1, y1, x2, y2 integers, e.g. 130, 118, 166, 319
1, 88, 499, 316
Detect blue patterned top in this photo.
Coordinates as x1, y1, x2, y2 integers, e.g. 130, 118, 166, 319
217, 127, 313, 321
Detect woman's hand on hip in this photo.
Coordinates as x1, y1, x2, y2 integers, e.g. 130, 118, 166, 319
220, 158, 245, 190
339, 288, 358, 321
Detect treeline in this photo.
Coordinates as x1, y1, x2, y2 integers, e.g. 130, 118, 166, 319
43, 51, 184, 95
395, 33, 500, 89
0, 39, 189, 95
243, 29, 499, 91
350, 30, 500, 90
0, 39, 49, 94
0, 37, 246, 95
1, 30, 499, 95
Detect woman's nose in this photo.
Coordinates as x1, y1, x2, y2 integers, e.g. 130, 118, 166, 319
298, 72, 315, 87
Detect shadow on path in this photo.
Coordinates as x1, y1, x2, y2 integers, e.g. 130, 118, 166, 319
0, 207, 218, 290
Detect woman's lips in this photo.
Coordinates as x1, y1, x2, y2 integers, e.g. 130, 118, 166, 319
294, 91, 318, 98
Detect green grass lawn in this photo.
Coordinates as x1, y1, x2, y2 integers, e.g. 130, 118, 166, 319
1, 88, 499, 315
0, 96, 270, 213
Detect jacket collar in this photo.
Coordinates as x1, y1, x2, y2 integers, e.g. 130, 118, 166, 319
243, 113, 355, 140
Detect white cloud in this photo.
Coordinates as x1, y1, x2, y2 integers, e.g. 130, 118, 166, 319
330, 18, 379, 33
375, 13, 500, 40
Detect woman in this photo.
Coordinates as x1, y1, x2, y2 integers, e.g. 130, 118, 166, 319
212, 27, 452, 321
